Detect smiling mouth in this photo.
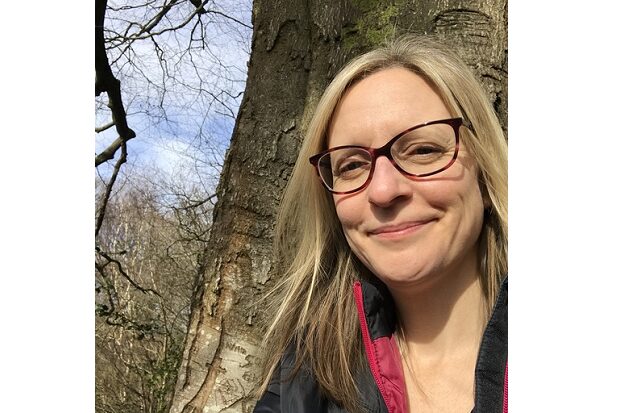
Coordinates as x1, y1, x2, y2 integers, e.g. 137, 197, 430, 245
368, 220, 434, 239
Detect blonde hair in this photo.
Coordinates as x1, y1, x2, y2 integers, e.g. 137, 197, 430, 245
258, 35, 508, 412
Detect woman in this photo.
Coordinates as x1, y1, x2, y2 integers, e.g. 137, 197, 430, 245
254, 35, 508, 413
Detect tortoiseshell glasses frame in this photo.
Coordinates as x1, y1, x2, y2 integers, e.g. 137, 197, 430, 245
309, 118, 463, 194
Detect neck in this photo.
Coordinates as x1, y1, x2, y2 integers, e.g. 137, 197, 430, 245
389, 258, 486, 363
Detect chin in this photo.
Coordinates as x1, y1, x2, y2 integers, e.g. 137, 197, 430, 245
366, 259, 439, 289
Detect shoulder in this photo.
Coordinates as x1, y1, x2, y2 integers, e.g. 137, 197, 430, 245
253, 345, 383, 413
253, 345, 330, 413
472, 275, 508, 412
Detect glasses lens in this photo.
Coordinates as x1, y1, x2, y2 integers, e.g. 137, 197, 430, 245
391, 123, 457, 176
317, 148, 372, 193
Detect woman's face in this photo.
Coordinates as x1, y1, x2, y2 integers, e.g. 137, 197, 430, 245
328, 67, 486, 289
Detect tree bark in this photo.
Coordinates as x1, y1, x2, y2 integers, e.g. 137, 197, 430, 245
169, 1, 507, 412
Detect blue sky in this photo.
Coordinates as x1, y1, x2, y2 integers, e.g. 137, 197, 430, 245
96, 0, 253, 192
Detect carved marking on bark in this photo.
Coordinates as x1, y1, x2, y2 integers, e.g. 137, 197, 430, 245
433, 8, 492, 42
174, 229, 256, 412
204, 336, 259, 412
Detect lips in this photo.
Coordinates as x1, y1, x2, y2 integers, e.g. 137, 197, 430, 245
368, 220, 434, 238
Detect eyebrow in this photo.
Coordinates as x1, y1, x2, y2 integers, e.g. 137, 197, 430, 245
327, 119, 449, 150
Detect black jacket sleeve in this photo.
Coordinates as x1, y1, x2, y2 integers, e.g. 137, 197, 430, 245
252, 348, 327, 413
253, 363, 282, 413
252, 347, 383, 413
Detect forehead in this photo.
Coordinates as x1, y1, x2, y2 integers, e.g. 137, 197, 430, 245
327, 67, 451, 148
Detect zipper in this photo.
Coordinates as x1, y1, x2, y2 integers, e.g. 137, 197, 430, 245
503, 360, 508, 412
353, 281, 392, 413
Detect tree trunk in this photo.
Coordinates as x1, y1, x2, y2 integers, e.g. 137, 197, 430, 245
169, 1, 507, 412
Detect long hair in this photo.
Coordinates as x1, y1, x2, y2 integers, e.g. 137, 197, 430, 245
258, 35, 508, 412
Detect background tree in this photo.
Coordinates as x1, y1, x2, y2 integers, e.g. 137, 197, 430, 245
169, 0, 507, 412
95, 0, 251, 412
95, 171, 215, 413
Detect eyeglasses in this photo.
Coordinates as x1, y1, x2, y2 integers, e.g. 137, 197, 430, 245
309, 118, 463, 194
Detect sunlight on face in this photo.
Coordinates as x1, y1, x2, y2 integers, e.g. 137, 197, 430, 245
328, 67, 485, 289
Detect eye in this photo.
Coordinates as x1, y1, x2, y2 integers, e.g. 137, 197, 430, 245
396, 141, 448, 166
333, 156, 371, 179
405, 143, 444, 156
389, 122, 457, 175
338, 160, 368, 173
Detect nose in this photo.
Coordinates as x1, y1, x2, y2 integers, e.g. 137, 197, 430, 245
366, 156, 412, 207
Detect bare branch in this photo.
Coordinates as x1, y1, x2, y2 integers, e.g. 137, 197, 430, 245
134, 2, 209, 40
97, 246, 162, 297
96, 136, 129, 167
95, 0, 135, 161
208, 10, 252, 30
108, 0, 159, 12
96, 120, 116, 133
176, 192, 217, 210
189, 0, 208, 14
96, 142, 127, 236
133, 0, 181, 38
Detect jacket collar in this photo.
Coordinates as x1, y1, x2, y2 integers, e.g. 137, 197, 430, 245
355, 276, 509, 413
357, 275, 508, 340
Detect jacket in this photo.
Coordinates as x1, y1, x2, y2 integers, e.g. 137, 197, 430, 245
254, 276, 508, 413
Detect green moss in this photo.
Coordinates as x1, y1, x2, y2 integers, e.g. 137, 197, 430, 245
343, 1, 407, 51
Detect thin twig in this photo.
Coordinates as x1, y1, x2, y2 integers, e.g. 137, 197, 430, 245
97, 246, 162, 297
96, 142, 127, 236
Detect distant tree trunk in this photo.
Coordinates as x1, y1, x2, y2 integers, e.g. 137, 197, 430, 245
168, 1, 507, 412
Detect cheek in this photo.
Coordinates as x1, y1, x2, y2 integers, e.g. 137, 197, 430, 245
333, 196, 375, 270
419, 170, 485, 238
333, 196, 365, 240
442, 178, 486, 239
